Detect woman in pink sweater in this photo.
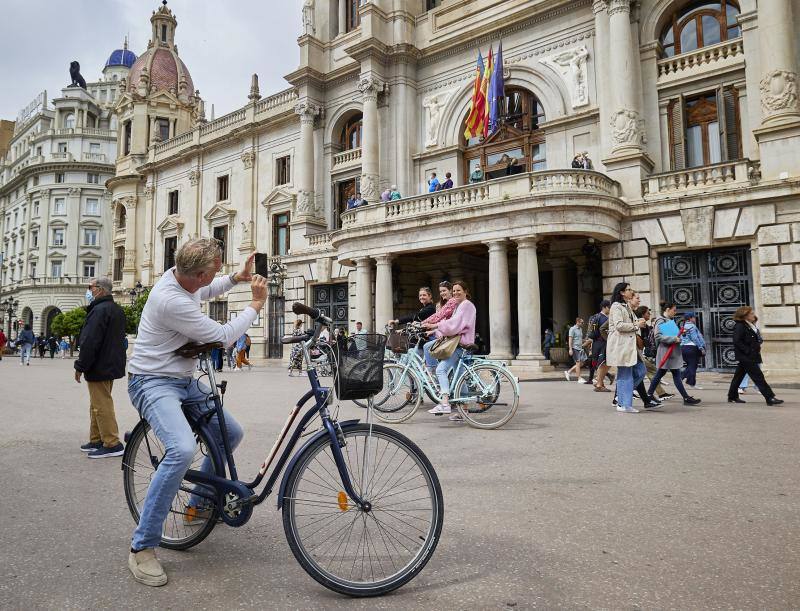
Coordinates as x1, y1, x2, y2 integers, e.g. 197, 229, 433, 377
422, 280, 477, 420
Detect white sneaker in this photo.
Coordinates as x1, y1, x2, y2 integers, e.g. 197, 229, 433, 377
428, 404, 451, 415
578, 379, 588, 384
738, 387, 746, 394
616, 405, 640, 413
448, 413, 464, 422
564, 371, 571, 382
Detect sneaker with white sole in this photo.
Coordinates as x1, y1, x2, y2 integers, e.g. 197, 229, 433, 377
738, 387, 746, 394
80, 441, 103, 453
87, 443, 124, 459
578, 379, 588, 384
448, 413, 464, 422
616, 405, 640, 413
128, 548, 167, 587
564, 371, 571, 382
428, 404, 451, 415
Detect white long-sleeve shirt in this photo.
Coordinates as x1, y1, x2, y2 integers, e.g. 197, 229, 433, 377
128, 268, 257, 378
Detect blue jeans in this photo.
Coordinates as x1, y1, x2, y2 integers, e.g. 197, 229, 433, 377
680, 345, 701, 386
127, 374, 244, 550
616, 360, 646, 409
423, 339, 463, 396
648, 368, 689, 399
19, 343, 32, 364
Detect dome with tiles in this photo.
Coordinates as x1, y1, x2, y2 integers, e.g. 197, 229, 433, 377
105, 47, 137, 69
127, 47, 194, 95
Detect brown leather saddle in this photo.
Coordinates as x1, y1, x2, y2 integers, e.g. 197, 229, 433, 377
174, 341, 224, 359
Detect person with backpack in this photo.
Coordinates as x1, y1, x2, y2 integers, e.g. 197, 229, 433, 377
18, 324, 35, 366
587, 300, 613, 392
679, 312, 705, 390
635, 305, 673, 401
646, 301, 701, 406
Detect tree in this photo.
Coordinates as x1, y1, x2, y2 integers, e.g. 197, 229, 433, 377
122, 288, 150, 335
50, 307, 87, 356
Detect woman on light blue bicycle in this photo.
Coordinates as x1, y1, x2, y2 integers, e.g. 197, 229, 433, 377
422, 280, 476, 420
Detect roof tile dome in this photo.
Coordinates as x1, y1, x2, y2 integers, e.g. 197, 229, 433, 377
128, 47, 194, 95
105, 48, 137, 69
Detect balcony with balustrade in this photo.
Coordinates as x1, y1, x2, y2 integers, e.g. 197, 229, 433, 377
331, 169, 626, 262
641, 159, 761, 201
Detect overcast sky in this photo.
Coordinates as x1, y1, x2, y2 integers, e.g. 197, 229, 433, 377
0, 0, 304, 121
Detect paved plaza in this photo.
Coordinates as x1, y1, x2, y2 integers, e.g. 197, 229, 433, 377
1, 358, 799, 609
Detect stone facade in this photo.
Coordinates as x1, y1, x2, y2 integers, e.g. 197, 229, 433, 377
0, 51, 129, 335
106, 0, 800, 381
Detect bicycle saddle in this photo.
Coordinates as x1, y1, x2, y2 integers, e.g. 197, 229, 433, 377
175, 341, 224, 358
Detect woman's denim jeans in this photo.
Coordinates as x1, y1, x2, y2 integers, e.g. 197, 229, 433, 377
128, 374, 244, 550
647, 368, 689, 399
616, 360, 646, 408
19, 343, 32, 364
423, 339, 463, 395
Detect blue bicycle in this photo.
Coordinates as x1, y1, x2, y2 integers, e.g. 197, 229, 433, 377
122, 303, 444, 597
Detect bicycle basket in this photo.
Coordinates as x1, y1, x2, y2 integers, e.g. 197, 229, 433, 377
331, 334, 387, 400
387, 330, 409, 354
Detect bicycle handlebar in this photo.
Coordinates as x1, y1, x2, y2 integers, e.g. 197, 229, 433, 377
291, 302, 332, 326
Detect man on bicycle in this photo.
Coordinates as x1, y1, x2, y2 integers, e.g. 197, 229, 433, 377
126, 238, 267, 586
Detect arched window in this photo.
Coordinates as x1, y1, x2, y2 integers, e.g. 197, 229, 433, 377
340, 114, 363, 151
659, 1, 740, 58
462, 87, 546, 181
64, 113, 76, 129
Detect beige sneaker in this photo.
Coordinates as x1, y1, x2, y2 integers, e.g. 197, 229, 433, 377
128, 548, 168, 587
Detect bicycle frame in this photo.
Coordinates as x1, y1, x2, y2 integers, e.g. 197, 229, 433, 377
172, 320, 368, 521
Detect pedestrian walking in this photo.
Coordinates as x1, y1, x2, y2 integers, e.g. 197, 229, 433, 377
47, 335, 58, 358
37, 334, 47, 358
235, 334, 251, 370
635, 305, 673, 401
727, 307, 783, 405
565, 317, 588, 383
680, 312, 705, 390
646, 301, 700, 406
606, 282, 648, 413
18, 324, 35, 366
59, 337, 69, 358
587, 300, 613, 392
543, 327, 555, 360
74, 277, 128, 458
0, 328, 6, 361
353, 321, 368, 351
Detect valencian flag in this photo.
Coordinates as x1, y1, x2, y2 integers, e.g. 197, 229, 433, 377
481, 45, 494, 138
463, 51, 486, 140
486, 41, 504, 136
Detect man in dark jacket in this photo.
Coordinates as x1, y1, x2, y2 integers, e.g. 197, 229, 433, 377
74, 277, 128, 458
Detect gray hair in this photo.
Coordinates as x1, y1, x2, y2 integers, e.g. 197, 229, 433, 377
175, 237, 222, 275
92, 277, 113, 294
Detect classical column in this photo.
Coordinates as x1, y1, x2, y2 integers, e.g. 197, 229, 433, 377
515, 237, 544, 360
121, 196, 138, 288
294, 100, 319, 219
358, 77, 381, 203
758, 0, 800, 127
486, 240, 513, 361
355, 257, 373, 331
592, 1, 611, 158
338, 0, 346, 35
374, 255, 393, 332
550, 258, 571, 334
607, 0, 643, 155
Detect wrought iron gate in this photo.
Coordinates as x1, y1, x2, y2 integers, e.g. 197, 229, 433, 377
312, 283, 349, 330
267, 296, 285, 359
660, 247, 752, 370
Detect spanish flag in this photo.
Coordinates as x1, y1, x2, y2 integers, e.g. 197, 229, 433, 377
481, 45, 494, 138
463, 51, 486, 140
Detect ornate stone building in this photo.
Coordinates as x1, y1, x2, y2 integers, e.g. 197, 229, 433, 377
0, 47, 133, 336
109, 0, 800, 380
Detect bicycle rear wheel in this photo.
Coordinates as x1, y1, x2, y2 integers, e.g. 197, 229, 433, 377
282, 423, 443, 597
122, 420, 221, 550
453, 363, 519, 429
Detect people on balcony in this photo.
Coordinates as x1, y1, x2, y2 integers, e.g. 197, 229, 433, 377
571, 152, 593, 170
389, 185, 402, 200
427, 172, 440, 193
440, 172, 454, 190
380, 187, 391, 202
469, 164, 484, 183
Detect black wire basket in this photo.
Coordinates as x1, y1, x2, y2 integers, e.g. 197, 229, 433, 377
331, 334, 387, 400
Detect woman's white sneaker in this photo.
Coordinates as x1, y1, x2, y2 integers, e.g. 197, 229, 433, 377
428, 404, 451, 415
616, 405, 640, 413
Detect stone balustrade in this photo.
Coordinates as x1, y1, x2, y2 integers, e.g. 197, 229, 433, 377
82, 152, 106, 162
306, 231, 333, 250
114, 226, 126, 238
657, 38, 744, 83
340, 169, 622, 229
2, 276, 93, 291
332, 148, 362, 168
642, 159, 759, 199
151, 88, 298, 162
50, 152, 73, 161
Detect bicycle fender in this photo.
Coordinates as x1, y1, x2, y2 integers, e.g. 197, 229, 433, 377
276, 418, 360, 510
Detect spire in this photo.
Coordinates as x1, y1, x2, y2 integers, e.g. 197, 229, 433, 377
124, 34, 128, 51
248, 73, 261, 102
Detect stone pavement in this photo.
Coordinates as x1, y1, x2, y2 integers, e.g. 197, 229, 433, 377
1, 358, 799, 610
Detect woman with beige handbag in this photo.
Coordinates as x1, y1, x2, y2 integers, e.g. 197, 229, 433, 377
420, 281, 477, 420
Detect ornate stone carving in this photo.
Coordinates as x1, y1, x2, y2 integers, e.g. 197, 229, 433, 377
294, 100, 320, 126
248, 73, 261, 102
241, 149, 256, 169
123, 249, 136, 267
592, 0, 608, 14
143, 185, 155, 200
102, 190, 113, 200
68, 187, 81, 197
423, 94, 444, 148
607, 0, 630, 16
302, 0, 315, 35
358, 76, 383, 102
295, 190, 314, 215
188, 169, 201, 186
240, 220, 254, 249
760, 70, 800, 115
121, 196, 137, 210
360, 173, 379, 203
540, 46, 590, 108
610, 108, 644, 149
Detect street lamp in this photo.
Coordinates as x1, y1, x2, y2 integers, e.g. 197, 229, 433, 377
1, 297, 19, 339
128, 280, 144, 304
268, 259, 287, 299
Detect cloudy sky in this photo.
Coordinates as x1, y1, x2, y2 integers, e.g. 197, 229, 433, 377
0, 0, 304, 121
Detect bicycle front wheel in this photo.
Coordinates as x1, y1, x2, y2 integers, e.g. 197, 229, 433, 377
282, 423, 443, 597
368, 364, 422, 423
122, 420, 221, 550
453, 363, 519, 429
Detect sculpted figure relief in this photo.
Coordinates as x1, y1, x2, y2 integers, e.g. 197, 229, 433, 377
302, 0, 315, 35
610, 108, 643, 148
760, 70, 799, 115
423, 94, 443, 148
541, 46, 590, 108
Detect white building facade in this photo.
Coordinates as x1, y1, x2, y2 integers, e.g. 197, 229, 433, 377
0, 48, 134, 336
110, 0, 800, 380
